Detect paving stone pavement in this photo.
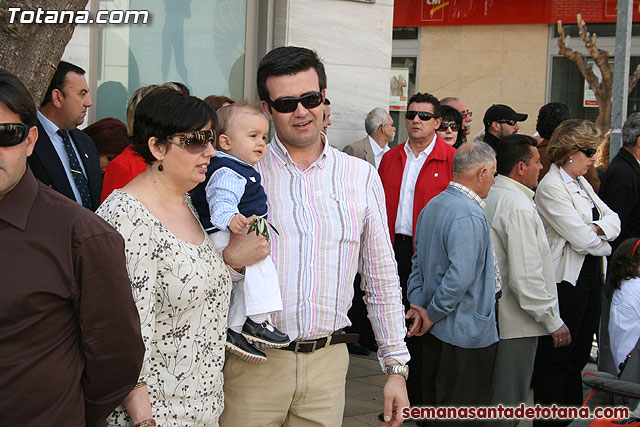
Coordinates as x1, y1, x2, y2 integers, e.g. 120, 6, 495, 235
343, 353, 603, 426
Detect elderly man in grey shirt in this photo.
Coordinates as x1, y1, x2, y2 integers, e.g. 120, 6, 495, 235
484, 134, 570, 424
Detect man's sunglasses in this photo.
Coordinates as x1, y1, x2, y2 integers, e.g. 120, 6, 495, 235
405, 111, 438, 121
0, 123, 29, 147
578, 147, 597, 158
267, 91, 324, 113
168, 129, 215, 154
438, 122, 459, 132
496, 119, 517, 126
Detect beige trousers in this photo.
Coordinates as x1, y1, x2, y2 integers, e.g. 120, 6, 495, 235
220, 343, 349, 427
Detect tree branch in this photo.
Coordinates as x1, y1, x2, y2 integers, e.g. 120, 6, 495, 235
576, 13, 613, 98
629, 63, 640, 93
557, 19, 601, 93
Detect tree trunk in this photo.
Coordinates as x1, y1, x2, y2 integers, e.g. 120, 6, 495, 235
0, 0, 88, 106
595, 94, 612, 131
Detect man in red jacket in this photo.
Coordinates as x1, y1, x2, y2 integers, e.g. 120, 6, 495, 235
378, 92, 455, 407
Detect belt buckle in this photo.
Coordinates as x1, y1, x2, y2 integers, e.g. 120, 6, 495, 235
294, 340, 317, 353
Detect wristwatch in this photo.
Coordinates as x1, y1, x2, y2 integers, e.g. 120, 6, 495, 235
384, 364, 409, 380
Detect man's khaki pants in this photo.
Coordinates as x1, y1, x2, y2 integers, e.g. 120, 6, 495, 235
220, 343, 349, 427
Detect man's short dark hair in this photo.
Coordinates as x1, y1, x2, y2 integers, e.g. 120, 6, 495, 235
0, 69, 37, 127
496, 134, 538, 176
535, 102, 571, 140
131, 87, 217, 164
622, 112, 640, 148
407, 92, 440, 116
41, 61, 86, 108
257, 46, 327, 102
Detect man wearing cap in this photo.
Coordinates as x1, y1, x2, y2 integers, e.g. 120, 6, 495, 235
482, 104, 528, 152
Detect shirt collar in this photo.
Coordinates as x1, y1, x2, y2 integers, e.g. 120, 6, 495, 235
449, 181, 486, 209
37, 110, 62, 139
270, 133, 329, 168
0, 167, 38, 231
403, 134, 437, 160
368, 135, 389, 157
216, 150, 252, 167
498, 174, 535, 201
559, 166, 576, 184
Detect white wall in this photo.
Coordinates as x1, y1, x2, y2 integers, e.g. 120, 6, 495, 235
273, 0, 394, 149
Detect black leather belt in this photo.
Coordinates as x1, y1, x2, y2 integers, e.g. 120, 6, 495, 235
280, 330, 359, 353
395, 234, 412, 241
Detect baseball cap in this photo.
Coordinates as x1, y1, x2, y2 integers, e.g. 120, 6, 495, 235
483, 104, 528, 126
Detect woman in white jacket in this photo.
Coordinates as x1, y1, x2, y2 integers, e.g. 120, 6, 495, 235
532, 119, 620, 426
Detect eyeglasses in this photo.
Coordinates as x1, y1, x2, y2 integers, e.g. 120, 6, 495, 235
578, 147, 597, 158
461, 110, 473, 119
380, 122, 396, 130
0, 123, 29, 147
496, 119, 517, 126
405, 111, 437, 121
266, 91, 324, 113
168, 129, 215, 154
438, 122, 459, 132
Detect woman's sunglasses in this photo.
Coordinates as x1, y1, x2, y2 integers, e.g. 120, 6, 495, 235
168, 129, 215, 154
0, 123, 29, 147
266, 91, 324, 114
578, 147, 597, 158
438, 122, 459, 132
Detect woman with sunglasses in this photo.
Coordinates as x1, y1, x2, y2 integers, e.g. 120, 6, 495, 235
97, 88, 267, 427
532, 120, 620, 426
436, 105, 464, 148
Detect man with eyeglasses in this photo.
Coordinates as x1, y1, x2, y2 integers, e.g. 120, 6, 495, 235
220, 46, 417, 427
0, 69, 144, 425
441, 96, 473, 141
482, 104, 528, 152
378, 92, 456, 408
27, 61, 102, 211
343, 107, 395, 169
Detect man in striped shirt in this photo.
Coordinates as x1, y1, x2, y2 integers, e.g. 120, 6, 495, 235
220, 46, 415, 427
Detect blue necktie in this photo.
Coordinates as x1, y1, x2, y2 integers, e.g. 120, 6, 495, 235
57, 129, 92, 209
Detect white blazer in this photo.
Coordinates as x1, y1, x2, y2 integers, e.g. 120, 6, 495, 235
536, 164, 621, 286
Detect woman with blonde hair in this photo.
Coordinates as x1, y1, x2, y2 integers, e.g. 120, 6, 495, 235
532, 119, 620, 426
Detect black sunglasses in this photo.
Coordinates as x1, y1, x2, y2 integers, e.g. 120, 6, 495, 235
578, 147, 597, 158
496, 119, 517, 126
168, 129, 215, 154
405, 111, 437, 121
438, 122, 459, 131
267, 91, 324, 113
0, 123, 29, 147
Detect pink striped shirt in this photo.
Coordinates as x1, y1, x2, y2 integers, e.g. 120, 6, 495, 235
255, 135, 409, 367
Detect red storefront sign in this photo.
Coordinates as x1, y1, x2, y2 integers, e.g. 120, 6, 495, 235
394, 0, 640, 27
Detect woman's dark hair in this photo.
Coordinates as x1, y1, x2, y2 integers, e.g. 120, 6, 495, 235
84, 117, 128, 157
0, 69, 37, 127
536, 102, 571, 140
131, 88, 217, 164
257, 46, 327, 102
438, 105, 464, 148
607, 238, 640, 295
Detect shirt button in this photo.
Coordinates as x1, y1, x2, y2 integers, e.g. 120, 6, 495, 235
307, 296, 312, 302
310, 263, 314, 268
310, 231, 315, 236
434, 173, 439, 177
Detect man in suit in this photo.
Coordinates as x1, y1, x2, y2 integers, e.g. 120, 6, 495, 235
343, 107, 395, 169
600, 112, 640, 252
378, 92, 456, 406
484, 134, 570, 425
28, 61, 101, 211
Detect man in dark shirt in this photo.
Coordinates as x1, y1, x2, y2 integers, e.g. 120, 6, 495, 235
600, 112, 640, 252
0, 69, 144, 426
482, 104, 528, 152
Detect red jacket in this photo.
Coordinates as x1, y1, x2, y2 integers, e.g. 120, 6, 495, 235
378, 136, 455, 245
100, 145, 147, 203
